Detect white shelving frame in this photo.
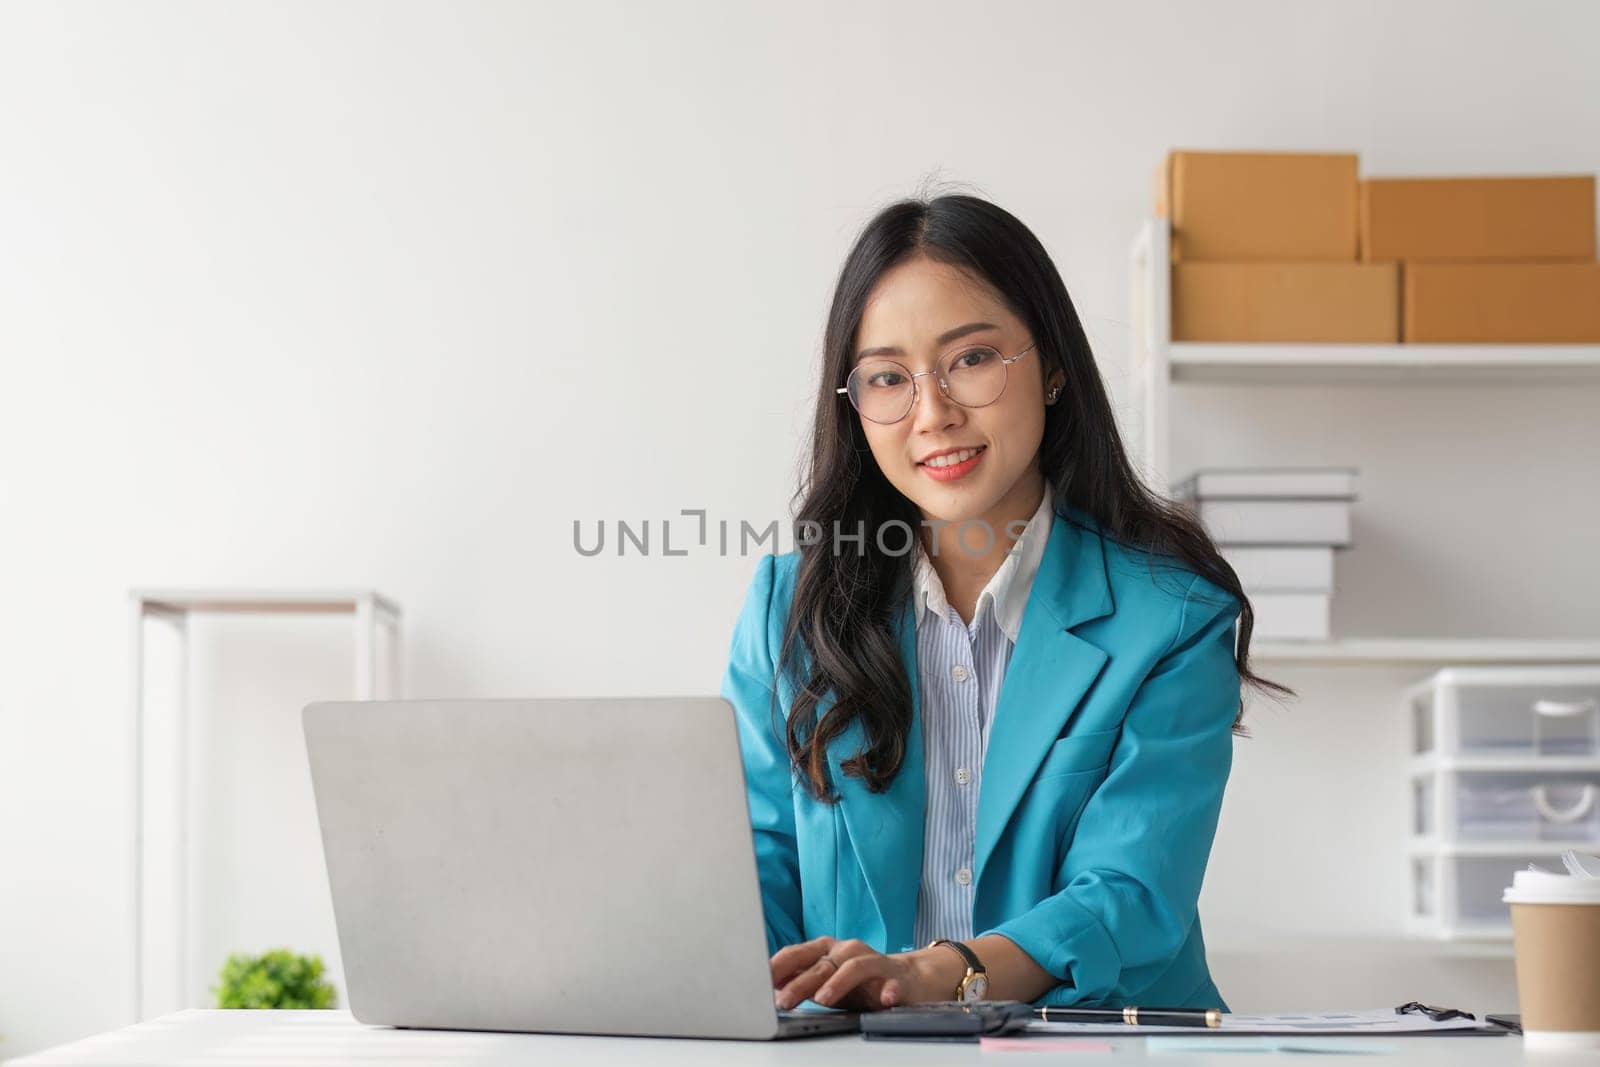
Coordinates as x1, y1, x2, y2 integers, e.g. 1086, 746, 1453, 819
1129, 219, 1600, 946
128, 588, 402, 1021
1128, 217, 1600, 662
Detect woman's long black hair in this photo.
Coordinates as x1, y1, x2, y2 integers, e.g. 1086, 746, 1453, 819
777, 193, 1290, 802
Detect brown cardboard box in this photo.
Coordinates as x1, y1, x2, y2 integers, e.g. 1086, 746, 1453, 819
1362, 176, 1596, 262
1158, 151, 1359, 262
1403, 262, 1600, 342
1173, 262, 1399, 342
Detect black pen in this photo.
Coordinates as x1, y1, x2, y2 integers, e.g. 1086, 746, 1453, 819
1034, 1006, 1224, 1029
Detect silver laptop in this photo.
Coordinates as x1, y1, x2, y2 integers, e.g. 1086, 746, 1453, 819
303, 697, 856, 1040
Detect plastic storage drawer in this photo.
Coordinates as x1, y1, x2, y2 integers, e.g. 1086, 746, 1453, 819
1453, 773, 1600, 841
1408, 666, 1600, 756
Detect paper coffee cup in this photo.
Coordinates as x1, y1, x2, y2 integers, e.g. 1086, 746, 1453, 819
1503, 867, 1600, 1051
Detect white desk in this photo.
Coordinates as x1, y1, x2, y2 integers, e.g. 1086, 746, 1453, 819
1, 1010, 1564, 1066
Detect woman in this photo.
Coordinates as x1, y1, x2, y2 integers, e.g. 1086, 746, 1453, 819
719, 194, 1284, 1014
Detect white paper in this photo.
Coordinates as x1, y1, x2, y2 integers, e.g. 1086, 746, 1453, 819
1026, 1008, 1490, 1037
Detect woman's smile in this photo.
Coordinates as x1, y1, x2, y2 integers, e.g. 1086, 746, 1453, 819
918, 444, 987, 481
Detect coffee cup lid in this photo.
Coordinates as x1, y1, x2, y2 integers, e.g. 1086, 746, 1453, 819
1503, 865, 1600, 905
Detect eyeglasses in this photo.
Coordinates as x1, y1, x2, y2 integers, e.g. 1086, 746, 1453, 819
835, 340, 1038, 425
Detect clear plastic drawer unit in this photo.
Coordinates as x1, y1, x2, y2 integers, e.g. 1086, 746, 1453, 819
1406, 666, 1600, 940
1409, 667, 1600, 757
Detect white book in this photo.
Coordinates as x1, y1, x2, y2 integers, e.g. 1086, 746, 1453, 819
1196, 499, 1352, 546
1221, 546, 1335, 591
1248, 591, 1331, 641
1173, 467, 1358, 500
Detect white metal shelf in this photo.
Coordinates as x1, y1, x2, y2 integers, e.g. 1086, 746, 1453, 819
1169, 342, 1600, 385
129, 588, 403, 1023
1128, 218, 1600, 486
133, 588, 403, 618
1408, 839, 1598, 857
1130, 218, 1600, 662
1253, 638, 1600, 664
1408, 754, 1600, 776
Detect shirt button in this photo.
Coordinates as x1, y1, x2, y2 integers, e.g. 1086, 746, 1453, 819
954, 768, 972, 786
955, 867, 973, 886
951, 664, 970, 683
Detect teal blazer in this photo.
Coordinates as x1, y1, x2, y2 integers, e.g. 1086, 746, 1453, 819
719, 506, 1242, 1009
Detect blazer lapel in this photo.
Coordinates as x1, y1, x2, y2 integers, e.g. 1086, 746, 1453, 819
974, 511, 1114, 886
824, 597, 925, 952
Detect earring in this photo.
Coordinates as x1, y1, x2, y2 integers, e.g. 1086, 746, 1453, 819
1046, 386, 1060, 403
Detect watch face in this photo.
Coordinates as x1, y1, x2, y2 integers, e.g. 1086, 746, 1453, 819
961, 973, 990, 1001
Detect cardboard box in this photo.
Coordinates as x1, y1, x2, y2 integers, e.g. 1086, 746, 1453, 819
1157, 151, 1359, 262
1403, 262, 1600, 342
1362, 176, 1596, 262
1172, 262, 1399, 342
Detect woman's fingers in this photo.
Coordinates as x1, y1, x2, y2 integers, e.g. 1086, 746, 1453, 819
769, 936, 833, 988
774, 939, 882, 1010
812, 952, 892, 1009
774, 955, 840, 1010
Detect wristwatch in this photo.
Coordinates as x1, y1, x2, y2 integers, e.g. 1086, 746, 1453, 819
929, 939, 989, 1001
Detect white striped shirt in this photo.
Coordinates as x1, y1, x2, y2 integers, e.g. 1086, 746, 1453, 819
910, 484, 1056, 948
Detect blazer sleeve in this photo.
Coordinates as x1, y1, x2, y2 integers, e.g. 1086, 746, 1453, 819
719, 553, 806, 955
980, 575, 1241, 1003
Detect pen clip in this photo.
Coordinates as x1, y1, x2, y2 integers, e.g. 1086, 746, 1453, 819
1395, 1001, 1476, 1022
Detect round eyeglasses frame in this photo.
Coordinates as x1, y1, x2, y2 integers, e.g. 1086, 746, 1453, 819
835, 340, 1039, 425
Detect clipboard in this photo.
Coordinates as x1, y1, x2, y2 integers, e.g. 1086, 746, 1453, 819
1024, 1003, 1513, 1038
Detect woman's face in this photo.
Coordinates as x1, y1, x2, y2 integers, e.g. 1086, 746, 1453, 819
851, 255, 1061, 530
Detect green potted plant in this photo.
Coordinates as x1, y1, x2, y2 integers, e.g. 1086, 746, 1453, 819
213, 949, 338, 1009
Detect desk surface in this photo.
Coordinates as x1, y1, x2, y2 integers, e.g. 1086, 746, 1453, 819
2, 1009, 1569, 1066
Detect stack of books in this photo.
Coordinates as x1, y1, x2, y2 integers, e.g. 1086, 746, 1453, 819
1172, 467, 1357, 642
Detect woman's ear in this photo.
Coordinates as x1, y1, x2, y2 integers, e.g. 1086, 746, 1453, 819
1045, 371, 1066, 404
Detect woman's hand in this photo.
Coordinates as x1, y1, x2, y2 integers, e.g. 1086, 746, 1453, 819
769, 936, 961, 1011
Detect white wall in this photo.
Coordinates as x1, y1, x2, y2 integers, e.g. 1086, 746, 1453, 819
4, 0, 1598, 1055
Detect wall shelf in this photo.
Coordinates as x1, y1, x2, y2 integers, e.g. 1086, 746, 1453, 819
1408, 754, 1600, 776
1408, 840, 1599, 858
1169, 342, 1600, 385
1253, 638, 1600, 665
1128, 218, 1600, 660
1127, 218, 1600, 487
135, 588, 403, 617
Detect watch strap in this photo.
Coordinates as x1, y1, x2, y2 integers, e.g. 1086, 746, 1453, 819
929, 938, 985, 975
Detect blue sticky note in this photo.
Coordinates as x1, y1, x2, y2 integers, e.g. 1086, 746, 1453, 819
1274, 1040, 1398, 1055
